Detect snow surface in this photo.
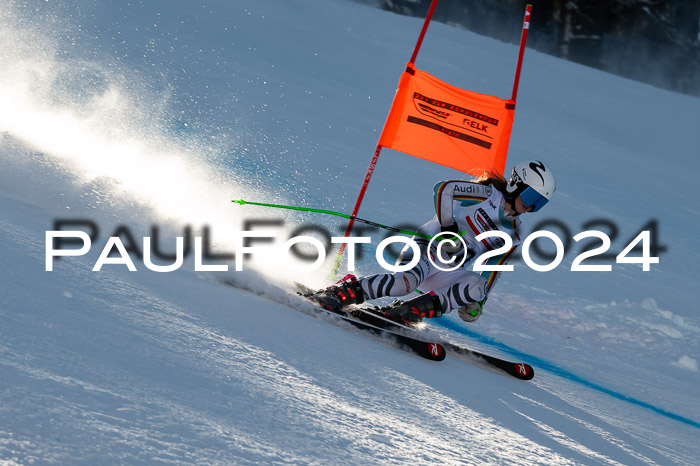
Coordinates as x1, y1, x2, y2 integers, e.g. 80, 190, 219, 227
1, 0, 699, 463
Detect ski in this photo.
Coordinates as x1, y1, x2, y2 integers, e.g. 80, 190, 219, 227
440, 341, 534, 380
224, 277, 530, 378
349, 307, 417, 332
343, 302, 534, 380
295, 284, 445, 362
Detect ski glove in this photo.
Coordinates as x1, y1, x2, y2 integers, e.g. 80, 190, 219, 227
441, 222, 459, 234
458, 299, 485, 323
438, 222, 464, 254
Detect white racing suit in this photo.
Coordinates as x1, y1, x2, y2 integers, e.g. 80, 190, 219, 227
357, 180, 522, 315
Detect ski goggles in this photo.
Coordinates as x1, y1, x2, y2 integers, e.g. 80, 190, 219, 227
519, 186, 549, 212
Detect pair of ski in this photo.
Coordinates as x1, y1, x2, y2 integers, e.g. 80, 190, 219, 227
296, 283, 534, 380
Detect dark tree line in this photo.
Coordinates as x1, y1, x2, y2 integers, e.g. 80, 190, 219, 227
381, 0, 700, 96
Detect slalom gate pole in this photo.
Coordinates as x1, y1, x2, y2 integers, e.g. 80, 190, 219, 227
232, 199, 431, 239
330, 0, 441, 278
511, 4, 532, 102
409, 0, 440, 64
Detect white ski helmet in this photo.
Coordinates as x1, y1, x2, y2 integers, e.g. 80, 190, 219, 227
506, 160, 556, 212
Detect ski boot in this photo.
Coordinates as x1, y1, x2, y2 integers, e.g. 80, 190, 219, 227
311, 274, 365, 311
383, 292, 443, 325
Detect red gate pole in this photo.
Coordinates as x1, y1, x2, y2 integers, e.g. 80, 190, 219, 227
409, 0, 441, 64
330, 0, 440, 278
511, 4, 532, 102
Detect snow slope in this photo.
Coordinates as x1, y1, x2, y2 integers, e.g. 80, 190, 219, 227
1, 0, 699, 463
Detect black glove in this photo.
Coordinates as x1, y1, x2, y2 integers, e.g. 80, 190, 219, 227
438, 222, 464, 255
442, 222, 459, 234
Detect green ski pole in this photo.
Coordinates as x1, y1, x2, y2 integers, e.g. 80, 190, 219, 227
232, 199, 432, 239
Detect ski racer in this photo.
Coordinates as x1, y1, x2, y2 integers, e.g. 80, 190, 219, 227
310, 160, 556, 325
